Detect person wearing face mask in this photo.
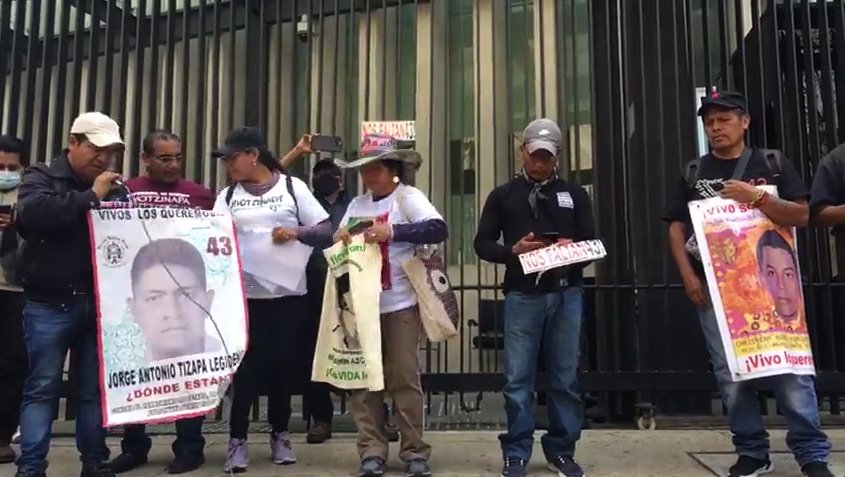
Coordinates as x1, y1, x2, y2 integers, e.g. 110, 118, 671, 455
0, 135, 27, 466
280, 138, 347, 443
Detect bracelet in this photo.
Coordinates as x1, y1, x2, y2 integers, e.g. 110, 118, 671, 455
749, 190, 767, 207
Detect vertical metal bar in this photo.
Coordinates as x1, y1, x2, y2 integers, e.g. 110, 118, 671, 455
834, 0, 845, 141
163, 0, 176, 129
102, 0, 117, 113
194, 1, 208, 184
289, 0, 298, 147
274, 0, 284, 151
6, 0, 28, 134
314, 0, 326, 132
258, 0, 268, 130
768, 0, 786, 149
536, 0, 546, 117
304, 0, 314, 135
750, 0, 766, 146
35, 0, 55, 163
394, 0, 402, 118
227, 0, 236, 130
522, 0, 530, 126
149, 0, 162, 129
701, 0, 712, 87
21, 0, 41, 149
130, 0, 148, 177
115, 0, 132, 142
70, 0, 88, 118
331, 0, 341, 133
816, 0, 838, 150
86, 0, 102, 111
381, 0, 387, 118
51, 0, 72, 155
0, 0, 12, 131
716, 0, 729, 89
209, 0, 221, 186
732, 0, 747, 96
179, 0, 192, 178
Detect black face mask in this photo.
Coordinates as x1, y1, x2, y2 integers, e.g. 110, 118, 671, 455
313, 175, 341, 197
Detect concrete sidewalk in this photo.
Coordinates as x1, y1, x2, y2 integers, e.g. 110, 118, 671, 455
2, 429, 844, 477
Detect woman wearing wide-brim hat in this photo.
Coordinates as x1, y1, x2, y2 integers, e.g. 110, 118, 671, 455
333, 133, 448, 477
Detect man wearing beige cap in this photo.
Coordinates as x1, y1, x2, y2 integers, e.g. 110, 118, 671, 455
13, 112, 127, 477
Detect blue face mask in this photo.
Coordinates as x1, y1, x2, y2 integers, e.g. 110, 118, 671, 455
0, 170, 21, 191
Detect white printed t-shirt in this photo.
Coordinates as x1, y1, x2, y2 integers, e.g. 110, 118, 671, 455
340, 184, 443, 314
214, 175, 328, 299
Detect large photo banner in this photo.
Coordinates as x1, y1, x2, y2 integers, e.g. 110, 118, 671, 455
688, 187, 815, 381
89, 207, 248, 426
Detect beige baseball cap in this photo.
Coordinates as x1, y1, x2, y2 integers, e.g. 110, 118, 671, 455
70, 112, 124, 148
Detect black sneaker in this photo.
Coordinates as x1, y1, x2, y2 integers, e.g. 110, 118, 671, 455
107, 453, 148, 473
501, 457, 528, 477
801, 461, 834, 477
358, 456, 386, 477
80, 464, 117, 477
167, 454, 205, 474
405, 458, 432, 477
728, 455, 773, 477
547, 455, 585, 477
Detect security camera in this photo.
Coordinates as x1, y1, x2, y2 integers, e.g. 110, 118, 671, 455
296, 14, 309, 43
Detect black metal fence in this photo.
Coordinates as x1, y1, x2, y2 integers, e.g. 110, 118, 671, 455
2, 0, 845, 426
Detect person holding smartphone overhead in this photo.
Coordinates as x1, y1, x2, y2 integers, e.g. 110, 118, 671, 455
474, 119, 596, 477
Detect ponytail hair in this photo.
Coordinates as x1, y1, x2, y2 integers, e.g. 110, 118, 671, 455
256, 148, 283, 173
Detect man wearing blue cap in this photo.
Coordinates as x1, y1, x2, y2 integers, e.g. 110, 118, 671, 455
663, 91, 832, 477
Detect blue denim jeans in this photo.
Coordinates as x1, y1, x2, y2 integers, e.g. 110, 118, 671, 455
121, 416, 206, 458
16, 296, 109, 474
499, 287, 583, 462
697, 306, 830, 465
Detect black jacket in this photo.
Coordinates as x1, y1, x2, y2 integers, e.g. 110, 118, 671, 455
15, 153, 127, 297
474, 175, 596, 294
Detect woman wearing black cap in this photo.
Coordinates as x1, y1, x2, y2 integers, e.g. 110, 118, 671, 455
333, 134, 448, 477
212, 127, 334, 473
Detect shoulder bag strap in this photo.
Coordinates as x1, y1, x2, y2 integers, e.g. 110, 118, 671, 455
729, 147, 754, 181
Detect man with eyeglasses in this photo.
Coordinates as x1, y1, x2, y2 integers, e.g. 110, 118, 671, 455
123, 130, 215, 209
14, 112, 127, 477
108, 130, 214, 475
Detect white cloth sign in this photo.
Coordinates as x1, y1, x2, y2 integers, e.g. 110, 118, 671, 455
311, 237, 384, 390
518, 239, 607, 275
89, 207, 248, 426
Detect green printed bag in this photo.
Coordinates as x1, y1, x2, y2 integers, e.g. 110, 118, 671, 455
311, 236, 384, 391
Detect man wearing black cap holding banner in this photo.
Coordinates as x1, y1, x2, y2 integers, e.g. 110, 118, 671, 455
663, 91, 832, 477
475, 118, 596, 477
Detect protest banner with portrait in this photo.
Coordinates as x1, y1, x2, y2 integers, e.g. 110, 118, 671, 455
312, 236, 384, 391
89, 207, 248, 426
688, 187, 815, 381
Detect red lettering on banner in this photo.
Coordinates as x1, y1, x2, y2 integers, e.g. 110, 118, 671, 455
132, 383, 181, 399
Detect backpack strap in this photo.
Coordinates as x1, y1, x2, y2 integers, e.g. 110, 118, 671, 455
285, 174, 302, 226
758, 148, 784, 179
224, 184, 236, 205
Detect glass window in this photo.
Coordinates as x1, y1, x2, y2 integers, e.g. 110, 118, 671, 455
447, 0, 475, 266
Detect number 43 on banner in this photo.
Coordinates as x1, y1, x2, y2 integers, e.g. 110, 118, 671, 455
206, 236, 233, 256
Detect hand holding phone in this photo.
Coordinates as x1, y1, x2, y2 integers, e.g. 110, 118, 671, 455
347, 219, 374, 235
310, 134, 343, 153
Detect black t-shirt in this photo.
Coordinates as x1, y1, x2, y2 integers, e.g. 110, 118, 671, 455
809, 143, 845, 235
662, 148, 808, 274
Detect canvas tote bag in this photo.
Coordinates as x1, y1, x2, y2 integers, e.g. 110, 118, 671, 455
395, 186, 460, 343
311, 235, 385, 391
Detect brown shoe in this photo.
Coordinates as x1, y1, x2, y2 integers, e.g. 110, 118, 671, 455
0, 444, 16, 464
305, 422, 332, 444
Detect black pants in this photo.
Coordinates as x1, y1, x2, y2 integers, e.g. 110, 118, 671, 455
303, 264, 334, 425
229, 296, 309, 439
0, 290, 25, 443
120, 416, 205, 458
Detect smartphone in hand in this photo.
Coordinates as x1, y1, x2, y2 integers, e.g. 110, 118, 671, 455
310, 134, 343, 153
